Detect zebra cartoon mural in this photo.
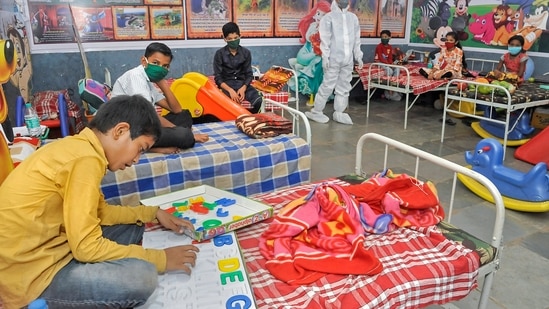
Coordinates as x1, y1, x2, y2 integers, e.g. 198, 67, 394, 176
415, 0, 444, 40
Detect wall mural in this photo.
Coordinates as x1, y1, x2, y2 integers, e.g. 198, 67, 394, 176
410, 0, 549, 53
0, 0, 33, 102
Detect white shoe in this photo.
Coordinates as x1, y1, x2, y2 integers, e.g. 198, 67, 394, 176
305, 110, 330, 123
333, 112, 353, 125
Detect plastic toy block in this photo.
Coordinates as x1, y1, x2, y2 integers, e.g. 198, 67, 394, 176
215, 198, 236, 207
172, 201, 188, 207
203, 219, 222, 228
165, 207, 177, 214
189, 196, 205, 205
233, 215, 243, 220
190, 203, 209, 215
216, 208, 229, 217
176, 206, 189, 211
196, 227, 204, 232
203, 202, 217, 210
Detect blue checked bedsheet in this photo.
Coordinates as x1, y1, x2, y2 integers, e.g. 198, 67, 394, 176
100, 121, 311, 205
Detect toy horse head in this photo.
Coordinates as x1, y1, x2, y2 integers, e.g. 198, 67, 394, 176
465, 138, 504, 169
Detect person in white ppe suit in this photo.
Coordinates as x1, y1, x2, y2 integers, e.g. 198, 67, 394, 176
305, 0, 363, 125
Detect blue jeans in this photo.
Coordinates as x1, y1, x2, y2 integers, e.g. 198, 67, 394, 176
39, 224, 158, 308
385, 67, 400, 77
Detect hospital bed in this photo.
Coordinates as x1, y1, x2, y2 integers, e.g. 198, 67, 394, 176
440, 79, 549, 158
359, 58, 499, 129
100, 101, 312, 206
237, 132, 504, 309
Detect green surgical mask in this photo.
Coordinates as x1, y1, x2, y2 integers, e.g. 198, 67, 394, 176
144, 58, 169, 82
381, 38, 390, 45
227, 38, 240, 50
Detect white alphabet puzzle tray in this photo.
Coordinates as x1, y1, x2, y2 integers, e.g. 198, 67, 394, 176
140, 185, 272, 242
138, 230, 256, 309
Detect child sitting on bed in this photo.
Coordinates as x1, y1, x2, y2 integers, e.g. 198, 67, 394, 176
375, 30, 402, 101
111, 42, 209, 154
419, 31, 463, 80
493, 35, 529, 82
0, 95, 199, 309
213, 22, 263, 114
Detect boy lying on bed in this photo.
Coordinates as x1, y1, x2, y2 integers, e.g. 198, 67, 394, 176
111, 42, 209, 154
0, 95, 199, 309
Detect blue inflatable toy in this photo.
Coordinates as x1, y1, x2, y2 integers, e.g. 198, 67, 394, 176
465, 138, 549, 202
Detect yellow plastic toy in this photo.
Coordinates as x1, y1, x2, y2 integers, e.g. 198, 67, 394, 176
470, 122, 530, 146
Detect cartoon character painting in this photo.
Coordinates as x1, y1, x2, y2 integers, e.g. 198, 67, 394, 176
7, 27, 32, 103
0, 39, 17, 184
415, 0, 444, 40
469, 11, 496, 44
412, 0, 548, 51
288, 0, 331, 99
491, 5, 514, 45
437, 0, 451, 26
453, 0, 471, 23
510, 5, 548, 50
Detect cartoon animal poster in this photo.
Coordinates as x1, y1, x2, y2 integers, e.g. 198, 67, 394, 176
410, 0, 549, 52
0, 1, 33, 103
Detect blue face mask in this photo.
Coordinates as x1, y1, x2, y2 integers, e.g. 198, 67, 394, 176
508, 46, 521, 55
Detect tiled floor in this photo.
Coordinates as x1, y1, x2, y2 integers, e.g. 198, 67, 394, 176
295, 92, 549, 309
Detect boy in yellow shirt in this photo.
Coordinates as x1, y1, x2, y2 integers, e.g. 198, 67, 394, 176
0, 95, 198, 308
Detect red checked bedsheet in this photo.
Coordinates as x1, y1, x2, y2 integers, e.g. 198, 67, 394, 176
238, 178, 479, 309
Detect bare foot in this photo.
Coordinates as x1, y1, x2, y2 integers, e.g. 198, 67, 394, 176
149, 147, 180, 154
194, 133, 209, 143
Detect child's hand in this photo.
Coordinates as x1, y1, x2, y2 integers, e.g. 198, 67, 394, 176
156, 208, 195, 234
228, 89, 240, 102
237, 88, 246, 101
194, 133, 209, 143
165, 245, 200, 273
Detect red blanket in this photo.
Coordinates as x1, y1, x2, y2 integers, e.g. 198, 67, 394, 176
259, 184, 383, 285
342, 171, 445, 228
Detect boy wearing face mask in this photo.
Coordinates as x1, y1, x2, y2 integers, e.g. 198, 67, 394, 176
375, 29, 401, 101
111, 42, 209, 154
494, 35, 529, 82
305, 0, 363, 125
213, 22, 262, 114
